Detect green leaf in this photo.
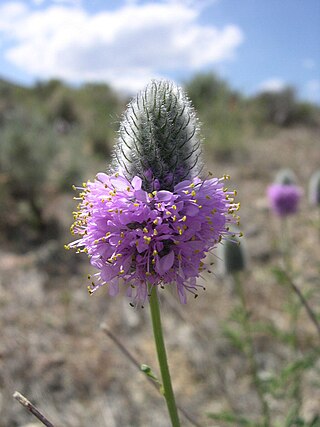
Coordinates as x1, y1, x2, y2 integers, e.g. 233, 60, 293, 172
222, 325, 246, 352
207, 410, 262, 427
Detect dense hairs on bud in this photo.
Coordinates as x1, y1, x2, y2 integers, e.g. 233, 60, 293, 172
111, 80, 203, 191
219, 229, 246, 276
309, 170, 320, 207
275, 168, 297, 186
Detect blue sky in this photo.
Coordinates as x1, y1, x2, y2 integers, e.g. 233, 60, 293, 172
0, 0, 319, 102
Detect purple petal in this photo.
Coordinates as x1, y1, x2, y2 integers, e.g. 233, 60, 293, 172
155, 250, 175, 275
185, 204, 199, 216
157, 190, 174, 202
96, 173, 109, 184
110, 175, 130, 190
132, 176, 142, 190
134, 189, 149, 203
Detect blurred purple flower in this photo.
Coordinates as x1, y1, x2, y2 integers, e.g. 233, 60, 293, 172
267, 183, 302, 217
68, 172, 239, 305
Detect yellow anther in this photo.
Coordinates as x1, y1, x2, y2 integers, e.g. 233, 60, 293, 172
166, 211, 171, 216
151, 259, 155, 265
183, 190, 189, 194
146, 272, 152, 276
64, 244, 70, 250
189, 183, 195, 188
205, 195, 211, 200
120, 232, 124, 238
223, 187, 228, 192
211, 209, 217, 214
191, 190, 196, 197
143, 227, 148, 233
172, 204, 177, 210
133, 203, 139, 207
106, 232, 111, 237
177, 254, 182, 261
183, 225, 187, 230
153, 218, 158, 225
148, 193, 153, 198
153, 229, 158, 236
182, 215, 187, 222
153, 250, 158, 256
223, 174, 230, 180
115, 172, 119, 177
194, 249, 200, 254
144, 236, 151, 244
119, 269, 125, 275
126, 186, 131, 191
172, 215, 177, 222
152, 191, 157, 196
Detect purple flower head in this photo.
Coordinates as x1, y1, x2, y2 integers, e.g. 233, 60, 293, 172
67, 80, 240, 305
267, 183, 302, 217
68, 172, 240, 305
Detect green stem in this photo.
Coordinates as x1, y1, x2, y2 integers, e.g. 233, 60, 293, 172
149, 286, 180, 427
281, 218, 302, 418
234, 273, 271, 427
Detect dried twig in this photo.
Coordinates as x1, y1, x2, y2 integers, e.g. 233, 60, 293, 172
13, 391, 55, 427
100, 323, 202, 427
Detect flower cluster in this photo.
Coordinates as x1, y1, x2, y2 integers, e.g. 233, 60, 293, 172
67, 172, 239, 305
267, 183, 302, 217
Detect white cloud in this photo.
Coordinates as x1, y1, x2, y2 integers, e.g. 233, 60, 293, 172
258, 78, 286, 93
0, 1, 243, 92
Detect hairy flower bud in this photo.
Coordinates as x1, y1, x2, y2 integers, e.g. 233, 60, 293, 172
308, 170, 320, 207
112, 80, 202, 191
220, 229, 246, 275
275, 168, 297, 186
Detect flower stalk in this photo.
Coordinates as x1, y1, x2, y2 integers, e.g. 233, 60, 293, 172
149, 285, 180, 427
233, 273, 270, 427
